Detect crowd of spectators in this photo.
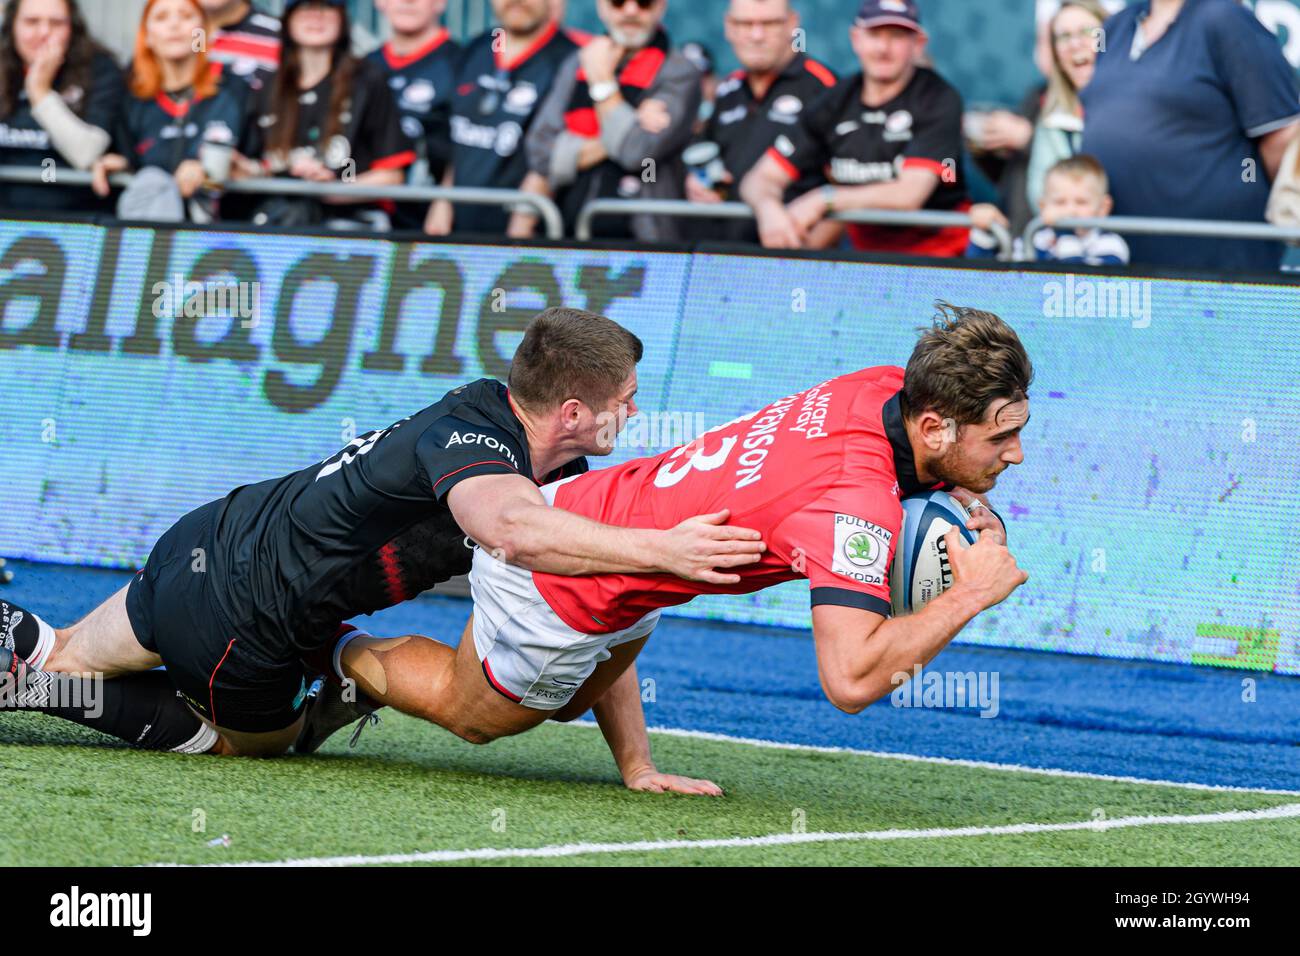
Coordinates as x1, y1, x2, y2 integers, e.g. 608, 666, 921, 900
0, 0, 1296, 270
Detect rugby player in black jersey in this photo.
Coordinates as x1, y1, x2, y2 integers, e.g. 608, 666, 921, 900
1, 308, 763, 789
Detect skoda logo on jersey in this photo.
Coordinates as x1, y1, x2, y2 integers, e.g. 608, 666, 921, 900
831, 514, 892, 584
617, 175, 643, 197
402, 81, 436, 107
768, 95, 804, 126
885, 110, 913, 133
504, 84, 538, 115
843, 531, 879, 567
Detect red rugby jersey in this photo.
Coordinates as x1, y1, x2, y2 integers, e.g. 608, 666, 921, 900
532, 366, 952, 633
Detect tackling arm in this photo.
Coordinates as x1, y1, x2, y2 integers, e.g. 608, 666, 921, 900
446, 473, 765, 582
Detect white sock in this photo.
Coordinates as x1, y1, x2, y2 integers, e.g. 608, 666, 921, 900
171, 722, 220, 754
331, 625, 372, 683
26, 617, 57, 670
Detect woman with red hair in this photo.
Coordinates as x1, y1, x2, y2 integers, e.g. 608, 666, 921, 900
91, 0, 245, 220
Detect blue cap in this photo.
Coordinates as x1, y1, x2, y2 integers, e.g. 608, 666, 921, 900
854, 0, 924, 32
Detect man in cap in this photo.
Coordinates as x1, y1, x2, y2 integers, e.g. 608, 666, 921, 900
740, 0, 971, 256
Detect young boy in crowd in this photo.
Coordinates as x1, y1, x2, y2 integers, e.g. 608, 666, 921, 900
968, 155, 1129, 265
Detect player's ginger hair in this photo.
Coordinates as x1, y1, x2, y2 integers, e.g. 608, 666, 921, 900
903, 300, 1034, 429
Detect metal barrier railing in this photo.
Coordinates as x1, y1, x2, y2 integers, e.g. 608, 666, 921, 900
1021, 215, 1300, 260
14, 163, 1295, 261
575, 198, 1015, 259
0, 164, 566, 239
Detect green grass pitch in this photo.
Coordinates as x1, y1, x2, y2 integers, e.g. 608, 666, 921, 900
5, 711, 1296, 866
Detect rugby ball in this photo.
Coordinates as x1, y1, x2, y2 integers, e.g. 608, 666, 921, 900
889, 491, 978, 616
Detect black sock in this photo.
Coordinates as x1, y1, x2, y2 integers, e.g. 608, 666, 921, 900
0, 599, 47, 661
0, 650, 214, 752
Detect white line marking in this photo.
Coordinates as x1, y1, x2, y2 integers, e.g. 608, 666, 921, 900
165, 802, 1300, 867
562, 721, 1300, 797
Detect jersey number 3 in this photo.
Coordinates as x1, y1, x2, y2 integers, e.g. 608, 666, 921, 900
653, 435, 737, 489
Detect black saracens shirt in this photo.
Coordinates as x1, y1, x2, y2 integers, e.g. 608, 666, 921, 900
710, 53, 836, 194
367, 27, 461, 229
115, 83, 245, 173
692, 51, 836, 241
206, 379, 588, 653
766, 66, 969, 256
0, 51, 124, 213
449, 20, 577, 235
241, 56, 415, 177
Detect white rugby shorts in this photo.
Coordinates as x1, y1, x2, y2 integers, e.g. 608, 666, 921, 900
468, 477, 659, 710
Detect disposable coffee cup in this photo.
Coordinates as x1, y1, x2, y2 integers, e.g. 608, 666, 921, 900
200, 141, 234, 183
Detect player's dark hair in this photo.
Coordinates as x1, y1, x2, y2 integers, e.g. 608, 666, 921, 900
903, 301, 1033, 428
509, 308, 643, 413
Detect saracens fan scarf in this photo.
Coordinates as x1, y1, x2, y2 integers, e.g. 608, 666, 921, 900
558, 27, 671, 234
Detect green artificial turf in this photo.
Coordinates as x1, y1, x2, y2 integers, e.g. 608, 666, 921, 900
4, 711, 1294, 867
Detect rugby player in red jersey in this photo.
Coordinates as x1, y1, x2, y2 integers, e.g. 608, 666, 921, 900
316, 302, 1032, 792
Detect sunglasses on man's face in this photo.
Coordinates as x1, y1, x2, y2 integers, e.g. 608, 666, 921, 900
608, 0, 658, 9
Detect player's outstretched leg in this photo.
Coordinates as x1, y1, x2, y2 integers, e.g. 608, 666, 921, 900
10, 585, 164, 677
301, 616, 649, 752
0, 647, 216, 753
301, 616, 551, 749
